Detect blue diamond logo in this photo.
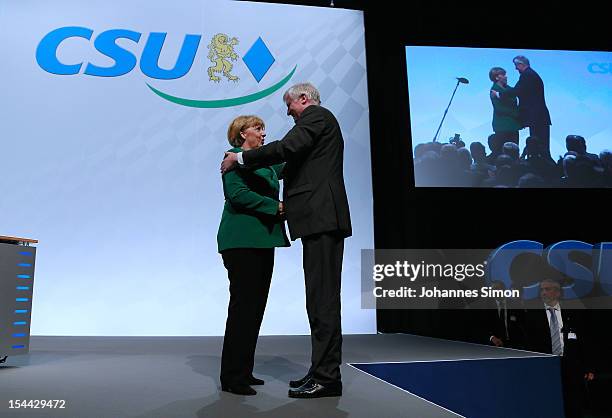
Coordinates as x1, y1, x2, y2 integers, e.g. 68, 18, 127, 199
242, 37, 275, 83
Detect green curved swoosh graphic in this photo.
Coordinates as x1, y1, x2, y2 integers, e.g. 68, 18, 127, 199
146, 65, 297, 108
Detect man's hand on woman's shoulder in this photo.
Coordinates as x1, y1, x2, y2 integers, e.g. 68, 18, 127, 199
221, 152, 238, 173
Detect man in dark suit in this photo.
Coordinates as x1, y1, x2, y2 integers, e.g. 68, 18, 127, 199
492, 55, 552, 161
523, 279, 595, 418
477, 281, 525, 349
221, 82, 351, 398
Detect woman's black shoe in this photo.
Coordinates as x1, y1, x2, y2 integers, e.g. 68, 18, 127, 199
248, 376, 265, 385
221, 384, 257, 395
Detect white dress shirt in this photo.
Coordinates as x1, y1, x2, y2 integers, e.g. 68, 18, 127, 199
545, 303, 564, 355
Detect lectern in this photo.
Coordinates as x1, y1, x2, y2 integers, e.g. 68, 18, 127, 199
1, 235, 37, 363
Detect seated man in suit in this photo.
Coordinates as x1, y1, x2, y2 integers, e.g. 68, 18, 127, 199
482, 281, 525, 349
523, 279, 595, 418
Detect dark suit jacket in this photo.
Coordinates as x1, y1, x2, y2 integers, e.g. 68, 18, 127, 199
500, 67, 551, 128
483, 301, 526, 349
467, 298, 525, 348
523, 306, 595, 418
242, 105, 352, 240
523, 306, 592, 372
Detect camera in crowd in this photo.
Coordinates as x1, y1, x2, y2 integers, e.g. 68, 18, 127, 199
449, 133, 463, 146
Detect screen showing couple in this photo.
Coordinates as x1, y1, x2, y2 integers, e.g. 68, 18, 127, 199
406, 46, 612, 188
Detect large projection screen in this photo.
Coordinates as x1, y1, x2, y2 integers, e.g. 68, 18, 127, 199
0, 0, 374, 335
406, 46, 612, 188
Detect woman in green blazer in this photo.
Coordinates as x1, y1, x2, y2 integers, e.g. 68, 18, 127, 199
489, 67, 522, 161
217, 115, 289, 396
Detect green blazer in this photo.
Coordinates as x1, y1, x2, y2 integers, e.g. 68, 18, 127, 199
217, 147, 290, 252
491, 82, 521, 133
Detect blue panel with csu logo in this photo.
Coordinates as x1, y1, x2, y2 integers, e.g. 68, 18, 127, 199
242, 37, 275, 83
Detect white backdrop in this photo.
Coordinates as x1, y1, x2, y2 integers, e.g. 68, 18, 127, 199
0, 0, 374, 335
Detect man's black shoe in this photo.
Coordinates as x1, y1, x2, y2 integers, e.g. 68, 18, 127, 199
248, 375, 265, 385
289, 374, 312, 388
288, 380, 342, 398
221, 384, 257, 396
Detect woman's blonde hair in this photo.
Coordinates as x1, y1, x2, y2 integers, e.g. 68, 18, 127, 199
489, 67, 506, 82
227, 115, 265, 147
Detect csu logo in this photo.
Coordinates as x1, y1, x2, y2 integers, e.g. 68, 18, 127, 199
488, 240, 612, 301
36, 26, 296, 108
587, 63, 612, 74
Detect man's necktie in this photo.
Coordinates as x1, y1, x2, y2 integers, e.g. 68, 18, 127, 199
548, 307, 562, 355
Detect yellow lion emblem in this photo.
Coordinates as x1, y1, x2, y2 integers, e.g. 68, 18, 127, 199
207, 33, 239, 82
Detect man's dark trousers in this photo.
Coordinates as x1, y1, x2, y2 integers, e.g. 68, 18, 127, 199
302, 231, 344, 385
530, 125, 552, 161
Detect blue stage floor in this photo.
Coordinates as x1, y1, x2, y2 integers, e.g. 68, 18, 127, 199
352, 355, 563, 418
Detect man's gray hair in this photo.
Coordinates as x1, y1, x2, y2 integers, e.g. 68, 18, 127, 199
284, 82, 321, 105
513, 55, 530, 66
503, 141, 520, 160
540, 278, 561, 290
